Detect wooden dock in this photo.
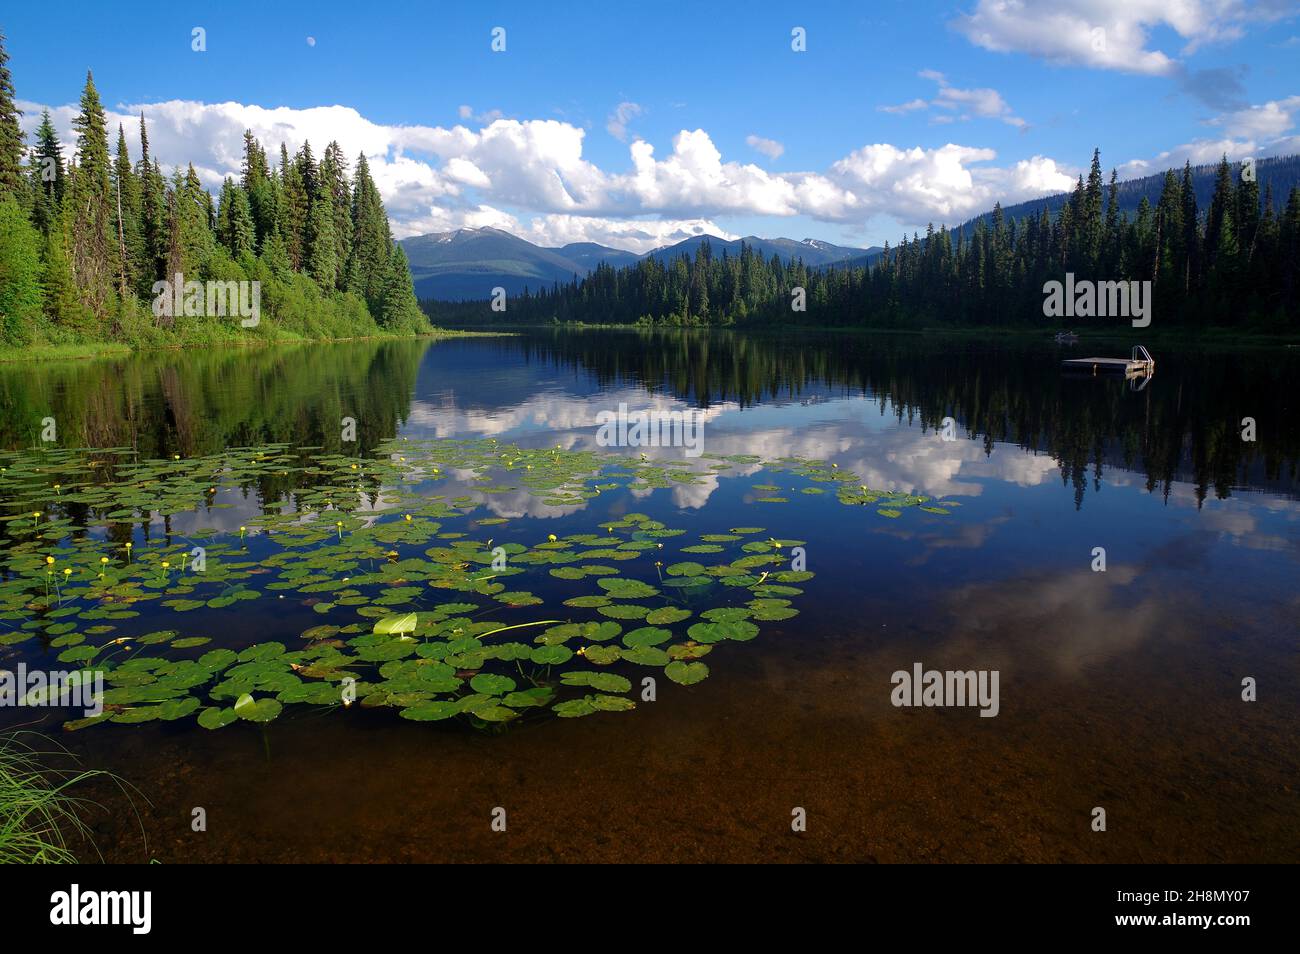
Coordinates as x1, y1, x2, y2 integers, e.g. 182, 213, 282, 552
1061, 346, 1155, 377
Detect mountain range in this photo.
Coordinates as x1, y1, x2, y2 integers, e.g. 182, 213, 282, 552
403, 154, 1300, 301
401, 228, 881, 301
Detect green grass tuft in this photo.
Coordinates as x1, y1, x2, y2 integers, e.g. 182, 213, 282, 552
0, 732, 128, 863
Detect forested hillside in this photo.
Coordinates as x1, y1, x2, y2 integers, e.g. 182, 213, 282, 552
0, 30, 430, 353
424, 148, 1300, 332
958, 154, 1300, 235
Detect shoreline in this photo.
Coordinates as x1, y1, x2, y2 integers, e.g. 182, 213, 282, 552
0, 328, 512, 365
427, 320, 1300, 346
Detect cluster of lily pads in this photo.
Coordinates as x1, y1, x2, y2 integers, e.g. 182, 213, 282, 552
0, 438, 956, 731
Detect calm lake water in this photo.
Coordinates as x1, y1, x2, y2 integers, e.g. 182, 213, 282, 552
1, 329, 1296, 863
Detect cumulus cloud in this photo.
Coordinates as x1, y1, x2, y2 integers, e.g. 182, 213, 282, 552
1118, 94, 1300, 176
951, 0, 1279, 75
1209, 94, 1300, 139
828, 144, 1073, 221
18, 95, 1077, 247
745, 134, 785, 160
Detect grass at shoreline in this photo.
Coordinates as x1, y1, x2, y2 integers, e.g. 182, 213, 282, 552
1, 328, 510, 365
0, 732, 120, 863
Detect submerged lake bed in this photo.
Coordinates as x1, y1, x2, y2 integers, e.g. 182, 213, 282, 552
1, 329, 1296, 863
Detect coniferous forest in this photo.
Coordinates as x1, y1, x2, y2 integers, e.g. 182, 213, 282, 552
0, 31, 430, 353
424, 149, 1300, 333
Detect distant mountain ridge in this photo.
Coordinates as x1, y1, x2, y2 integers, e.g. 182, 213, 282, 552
401, 228, 876, 301
403, 154, 1300, 301
955, 154, 1300, 235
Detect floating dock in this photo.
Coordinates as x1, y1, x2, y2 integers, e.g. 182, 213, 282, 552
1061, 346, 1155, 377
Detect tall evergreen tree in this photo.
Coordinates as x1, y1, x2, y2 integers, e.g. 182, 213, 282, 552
306, 194, 337, 288
137, 114, 166, 283
348, 153, 391, 305
216, 177, 256, 259
28, 110, 65, 234
0, 30, 24, 201
280, 143, 308, 269
63, 71, 119, 326
320, 142, 353, 289
111, 123, 145, 297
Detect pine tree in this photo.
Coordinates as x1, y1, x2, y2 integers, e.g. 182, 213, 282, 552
306, 194, 337, 288
63, 71, 119, 326
320, 142, 353, 289
1204, 156, 1239, 307
1179, 161, 1199, 294
216, 177, 256, 259
112, 124, 146, 297
1083, 148, 1104, 271
0, 30, 24, 201
137, 115, 166, 283
378, 243, 427, 332
280, 144, 308, 269
241, 129, 277, 248
1155, 169, 1184, 296
348, 153, 391, 305
29, 110, 65, 234
174, 164, 215, 275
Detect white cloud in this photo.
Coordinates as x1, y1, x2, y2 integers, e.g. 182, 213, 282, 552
605, 101, 642, 142
1118, 94, 1300, 176
927, 71, 1027, 128
880, 71, 1026, 127
457, 105, 504, 125
18, 96, 1077, 248
1209, 95, 1300, 139
828, 144, 1073, 222
745, 134, 785, 160
952, 0, 1280, 75
879, 98, 929, 115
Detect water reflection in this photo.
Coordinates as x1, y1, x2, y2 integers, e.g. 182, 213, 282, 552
4, 330, 1298, 517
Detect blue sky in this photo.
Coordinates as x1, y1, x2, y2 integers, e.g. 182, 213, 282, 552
5, 1, 1298, 251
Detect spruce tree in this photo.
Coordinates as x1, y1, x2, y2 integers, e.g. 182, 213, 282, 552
112, 124, 145, 297
29, 110, 65, 234
1083, 148, 1104, 271
0, 30, 24, 201
306, 195, 337, 288
348, 153, 392, 305
378, 244, 427, 333
280, 144, 308, 269
320, 142, 353, 288
63, 71, 119, 326
137, 115, 166, 283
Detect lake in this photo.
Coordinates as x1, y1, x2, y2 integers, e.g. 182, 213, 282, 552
1, 329, 1296, 862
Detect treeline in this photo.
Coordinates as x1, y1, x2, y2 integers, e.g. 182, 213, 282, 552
425, 149, 1300, 332
0, 30, 429, 351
